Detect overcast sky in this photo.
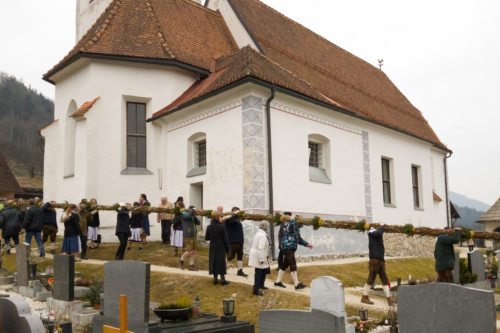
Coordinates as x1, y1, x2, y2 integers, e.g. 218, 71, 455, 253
0, 0, 498, 206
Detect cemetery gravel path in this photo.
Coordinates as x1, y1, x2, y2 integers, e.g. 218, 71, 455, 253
53, 254, 403, 312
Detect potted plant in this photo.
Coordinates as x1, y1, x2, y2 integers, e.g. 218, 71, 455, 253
154, 297, 192, 322
84, 282, 103, 310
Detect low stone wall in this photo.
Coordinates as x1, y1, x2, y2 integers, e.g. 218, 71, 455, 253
384, 233, 436, 257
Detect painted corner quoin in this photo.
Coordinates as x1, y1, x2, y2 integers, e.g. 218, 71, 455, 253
242, 95, 265, 210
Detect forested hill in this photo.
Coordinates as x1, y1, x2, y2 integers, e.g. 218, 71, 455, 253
0, 73, 54, 176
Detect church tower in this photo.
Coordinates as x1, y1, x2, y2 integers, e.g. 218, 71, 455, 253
76, 0, 113, 41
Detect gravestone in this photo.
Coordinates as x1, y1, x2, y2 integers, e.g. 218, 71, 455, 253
310, 277, 355, 333
468, 250, 485, 281
310, 276, 346, 316
398, 283, 495, 333
453, 251, 460, 284
260, 309, 346, 333
53, 255, 75, 301
93, 260, 160, 333
0, 292, 45, 333
15, 244, 30, 287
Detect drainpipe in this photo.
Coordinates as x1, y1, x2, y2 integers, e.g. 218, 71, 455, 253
444, 150, 453, 227
266, 86, 276, 259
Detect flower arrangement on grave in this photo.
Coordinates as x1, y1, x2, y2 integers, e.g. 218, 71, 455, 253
486, 253, 498, 280
459, 258, 478, 284
84, 282, 103, 309
155, 297, 193, 322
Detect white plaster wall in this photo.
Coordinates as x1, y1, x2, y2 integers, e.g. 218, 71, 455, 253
45, 60, 197, 239
270, 95, 366, 219
76, 0, 113, 42
366, 121, 448, 228
162, 93, 245, 213
41, 121, 60, 201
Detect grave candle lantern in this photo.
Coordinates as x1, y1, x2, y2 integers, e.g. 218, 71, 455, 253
223, 299, 235, 316
359, 308, 368, 322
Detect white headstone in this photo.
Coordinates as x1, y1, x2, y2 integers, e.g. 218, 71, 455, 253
310, 276, 346, 317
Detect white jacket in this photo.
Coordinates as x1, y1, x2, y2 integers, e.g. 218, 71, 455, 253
248, 229, 270, 269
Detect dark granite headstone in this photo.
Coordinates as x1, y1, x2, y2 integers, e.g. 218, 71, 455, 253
0, 292, 45, 333
53, 255, 75, 301
102, 261, 153, 333
398, 283, 495, 333
468, 250, 486, 281
453, 251, 460, 284
160, 317, 254, 332
15, 244, 30, 287
260, 309, 346, 333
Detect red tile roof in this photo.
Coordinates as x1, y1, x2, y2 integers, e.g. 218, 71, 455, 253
0, 153, 21, 194
46, 0, 448, 150
227, 0, 446, 150
71, 97, 100, 118
44, 0, 238, 80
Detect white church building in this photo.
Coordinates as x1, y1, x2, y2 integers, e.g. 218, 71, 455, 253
41, 0, 452, 234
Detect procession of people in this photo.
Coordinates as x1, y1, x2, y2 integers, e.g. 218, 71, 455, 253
0, 194, 465, 300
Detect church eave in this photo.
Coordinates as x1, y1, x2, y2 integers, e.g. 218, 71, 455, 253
43, 52, 211, 85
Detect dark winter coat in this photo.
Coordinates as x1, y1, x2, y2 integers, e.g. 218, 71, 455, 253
180, 210, 200, 238
434, 230, 461, 272
225, 214, 244, 244
0, 206, 22, 238
368, 226, 385, 260
42, 203, 58, 227
63, 212, 81, 238
172, 213, 183, 231
130, 211, 143, 228
87, 211, 100, 227
23, 206, 44, 232
205, 220, 230, 275
116, 208, 131, 237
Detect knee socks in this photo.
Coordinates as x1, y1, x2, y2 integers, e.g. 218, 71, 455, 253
291, 271, 299, 286
363, 283, 371, 296
276, 269, 285, 283
382, 285, 391, 297
237, 260, 243, 270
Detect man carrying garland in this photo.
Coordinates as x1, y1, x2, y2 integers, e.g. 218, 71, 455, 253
274, 212, 312, 290
361, 223, 395, 306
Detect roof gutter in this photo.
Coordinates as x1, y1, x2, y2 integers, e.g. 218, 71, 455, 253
148, 76, 451, 153
444, 150, 453, 227
265, 86, 276, 260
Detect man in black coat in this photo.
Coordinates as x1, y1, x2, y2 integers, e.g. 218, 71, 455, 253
42, 201, 58, 249
0, 201, 22, 254
23, 199, 45, 257
206, 211, 230, 285
361, 223, 394, 306
115, 203, 132, 260
434, 227, 461, 283
224, 207, 248, 277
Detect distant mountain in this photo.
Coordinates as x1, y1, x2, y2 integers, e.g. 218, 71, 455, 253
453, 205, 485, 231
449, 191, 490, 212
0, 73, 54, 177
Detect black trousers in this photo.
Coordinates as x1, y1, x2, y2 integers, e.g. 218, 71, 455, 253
253, 268, 268, 293
161, 220, 172, 243
115, 233, 128, 260
80, 235, 88, 258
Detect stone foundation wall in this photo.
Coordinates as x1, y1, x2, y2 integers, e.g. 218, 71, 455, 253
384, 233, 436, 257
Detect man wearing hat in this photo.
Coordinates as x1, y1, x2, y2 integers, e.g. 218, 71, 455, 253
274, 212, 312, 290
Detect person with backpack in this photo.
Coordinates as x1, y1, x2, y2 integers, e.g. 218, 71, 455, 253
274, 212, 312, 290
178, 206, 201, 271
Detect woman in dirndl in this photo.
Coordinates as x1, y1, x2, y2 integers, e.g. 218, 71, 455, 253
61, 204, 82, 259
129, 202, 143, 250
87, 198, 100, 248
171, 201, 184, 256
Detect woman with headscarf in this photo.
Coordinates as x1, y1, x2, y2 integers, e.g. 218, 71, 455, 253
205, 211, 230, 285
248, 221, 271, 296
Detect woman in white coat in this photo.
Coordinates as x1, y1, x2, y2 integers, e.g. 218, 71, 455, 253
248, 222, 271, 296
